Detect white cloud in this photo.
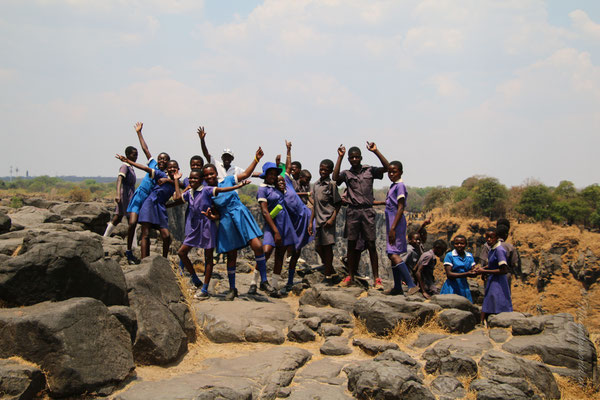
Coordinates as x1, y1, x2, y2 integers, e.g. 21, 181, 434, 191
427, 74, 467, 98
570, 9, 600, 40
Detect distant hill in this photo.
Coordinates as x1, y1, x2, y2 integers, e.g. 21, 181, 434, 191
0, 176, 117, 183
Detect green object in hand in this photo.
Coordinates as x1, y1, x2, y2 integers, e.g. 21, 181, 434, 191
270, 204, 283, 219
278, 163, 286, 177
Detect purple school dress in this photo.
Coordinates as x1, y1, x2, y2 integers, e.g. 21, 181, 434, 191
183, 186, 217, 249
283, 174, 314, 250
116, 163, 136, 216
385, 180, 408, 254
256, 184, 298, 247
138, 170, 175, 229
482, 243, 513, 314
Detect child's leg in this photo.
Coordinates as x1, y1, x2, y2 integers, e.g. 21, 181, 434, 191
366, 240, 380, 280
346, 240, 358, 279
177, 244, 202, 287
287, 248, 300, 287
388, 253, 415, 291
271, 245, 289, 288
248, 237, 271, 286
202, 248, 214, 293
127, 213, 139, 250
159, 228, 171, 258
104, 214, 123, 237
140, 223, 150, 259
226, 250, 237, 289
321, 244, 334, 277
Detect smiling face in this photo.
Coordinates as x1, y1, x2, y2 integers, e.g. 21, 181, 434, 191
221, 153, 234, 169
265, 168, 279, 185
408, 232, 421, 248
299, 173, 311, 186
188, 170, 202, 189
319, 163, 332, 179
348, 150, 362, 168
387, 164, 402, 182
157, 153, 170, 171
290, 164, 301, 179
202, 166, 218, 186
190, 159, 203, 170
453, 237, 467, 255
166, 160, 179, 179
276, 175, 286, 192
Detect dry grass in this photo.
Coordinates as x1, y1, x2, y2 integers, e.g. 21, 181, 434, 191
555, 375, 600, 400
353, 314, 447, 348
169, 260, 203, 342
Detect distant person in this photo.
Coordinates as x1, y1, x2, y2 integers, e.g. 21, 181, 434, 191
440, 235, 476, 301
104, 145, 137, 238
405, 231, 423, 281
308, 158, 342, 286
333, 142, 389, 289
477, 218, 519, 289
198, 126, 244, 180
474, 227, 513, 325
415, 239, 448, 299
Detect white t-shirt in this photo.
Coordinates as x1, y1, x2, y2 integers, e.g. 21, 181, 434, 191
210, 156, 245, 181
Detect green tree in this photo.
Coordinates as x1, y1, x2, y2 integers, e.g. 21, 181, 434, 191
581, 184, 600, 209
516, 184, 555, 221
554, 180, 577, 200
424, 187, 452, 211
472, 177, 508, 218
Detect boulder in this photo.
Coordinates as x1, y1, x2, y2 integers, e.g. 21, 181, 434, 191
373, 350, 421, 373
50, 202, 110, 234
125, 255, 195, 365
411, 332, 448, 348
0, 212, 10, 234
296, 358, 346, 385
320, 337, 352, 356
344, 360, 434, 400
437, 308, 477, 333
489, 328, 510, 343
470, 378, 529, 400
298, 305, 353, 326
569, 249, 600, 287
288, 381, 352, 399
432, 330, 493, 356
512, 318, 544, 335
487, 312, 529, 328
108, 305, 138, 343
0, 298, 134, 397
194, 299, 294, 344
299, 316, 321, 330
423, 347, 477, 378
114, 347, 311, 400
429, 294, 480, 318
0, 358, 46, 400
299, 286, 363, 312
478, 350, 560, 399
0, 231, 128, 307
353, 296, 441, 336
319, 323, 343, 337
287, 321, 316, 343
7, 206, 61, 227
430, 375, 466, 400
352, 337, 399, 355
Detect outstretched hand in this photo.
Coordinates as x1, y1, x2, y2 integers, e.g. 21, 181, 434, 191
134, 122, 143, 134
255, 147, 264, 161
239, 179, 251, 187
202, 207, 218, 221
197, 126, 206, 139
366, 141, 377, 152
337, 144, 346, 158
275, 154, 281, 165
115, 154, 128, 163
285, 140, 292, 151
173, 170, 182, 180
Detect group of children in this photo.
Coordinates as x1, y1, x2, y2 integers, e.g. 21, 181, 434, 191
105, 122, 514, 323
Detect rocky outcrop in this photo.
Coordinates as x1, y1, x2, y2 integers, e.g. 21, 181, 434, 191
0, 358, 46, 400
50, 202, 110, 234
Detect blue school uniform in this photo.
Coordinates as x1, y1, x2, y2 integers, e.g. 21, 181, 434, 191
256, 183, 298, 247
283, 174, 314, 250
138, 169, 174, 229
127, 158, 159, 214
482, 242, 513, 314
182, 186, 217, 249
212, 175, 262, 253
385, 179, 408, 254
440, 250, 474, 302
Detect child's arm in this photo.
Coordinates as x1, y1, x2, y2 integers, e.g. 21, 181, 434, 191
414, 261, 430, 299
332, 144, 346, 184
134, 122, 152, 160
114, 175, 123, 204
308, 205, 315, 236
366, 141, 390, 171
198, 126, 212, 162
214, 179, 251, 195
444, 264, 476, 279
373, 200, 386, 206
236, 147, 264, 181
260, 201, 282, 245
285, 140, 292, 172
327, 202, 341, 227
171, 171, 184, 205
115, 154, 153, 174
388, 197, 405, 244
201, 207, 220, 221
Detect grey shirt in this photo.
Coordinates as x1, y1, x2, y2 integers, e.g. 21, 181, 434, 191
479, 240, 519, 273
311, 177, 341, 228
417, 249, 437, 287
405, 244, 421, 271
292, 178, 311, 204
336, 165, 385, 207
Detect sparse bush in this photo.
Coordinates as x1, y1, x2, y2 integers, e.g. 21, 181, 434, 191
68, 187, 91, 202
9, 196, 23, 208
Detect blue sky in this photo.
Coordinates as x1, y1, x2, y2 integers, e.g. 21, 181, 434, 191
1, 0, 599, 188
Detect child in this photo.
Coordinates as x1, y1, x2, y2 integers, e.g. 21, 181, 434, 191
123, 122, 170, 264
289, 160, 311, 204
104, 145, 137, 238
198, 126, 244, 179
172, 165, 250, 298
333, 142, 389, 288
253, 161, 298, 294
384, 161, 419, 296
474, 228, 513, 324
308, 159, 342, 285
406, 231, 422, 275
415, 239, 448, 299
440, 235, 476, 302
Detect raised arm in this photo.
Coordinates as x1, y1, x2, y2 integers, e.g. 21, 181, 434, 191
198, 126, 212, 162
134, 122, 152, 160
366, 141, 389, 171
115, 154, 153, 174
172, 171, 184, 204
332, 144, 345, 184
214, 179, 251, 194
285, 140, 292, 172
237, 147, 264, 181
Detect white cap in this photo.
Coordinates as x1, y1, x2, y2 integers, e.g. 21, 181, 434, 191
222, 148, 234, 158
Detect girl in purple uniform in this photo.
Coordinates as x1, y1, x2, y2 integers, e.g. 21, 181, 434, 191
104, 146, 138, 237
474, 227, 513, 325
255, 162, 298, 294
172, 165, 250, 299
385, 161, 418, 295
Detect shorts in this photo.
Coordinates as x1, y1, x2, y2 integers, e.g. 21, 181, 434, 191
345, 207, 376, 241
315, 224, 336, 246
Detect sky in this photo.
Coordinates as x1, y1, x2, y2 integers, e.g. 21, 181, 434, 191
1, 0, 599, 189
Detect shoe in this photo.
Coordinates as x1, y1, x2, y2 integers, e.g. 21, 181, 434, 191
339, 276, 354, 287
321, 276, 334, 286
374, 278, 384, 291
340, 257, 349, 274
259, 281, 280, 297
225, 288, 238, 301
194, 290, 210, 300
248, 284, 257, 295
385, 287, 404, 296
126, 251, 140, 265
407, 286, 420, 296
279, 284, 293, 296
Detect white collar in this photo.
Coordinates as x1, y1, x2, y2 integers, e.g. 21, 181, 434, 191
492, 241, 502, 250
392, 178, 403, 184
260, 183, 275, 188
122, 162, 131, 167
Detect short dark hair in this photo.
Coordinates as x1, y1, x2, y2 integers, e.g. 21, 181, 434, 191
190, 168, 203, 175
158, 152, 170, 160
202, 163, 217, 173
320, 159, 334, 171
486, 227, 497, 235
496, 224, 509, 240
496, 218, 510, 230
125, 146, 137, 157
291, 161, 302, 170
433, 239, 447, 249
167, 159, 179, 168
453, 234, 467, 243
389, 160, 403, 172
300, 169, 312, 179
348, 146, 361, 156
190, 155, 204, 165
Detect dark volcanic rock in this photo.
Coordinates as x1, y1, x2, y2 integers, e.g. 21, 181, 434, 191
411, 332, 448, 348
287, 321, 316, 343
470, 378, 529, 400
109, 305, 138, 343
298, 304, 353, 326
0, 212, 10, 234
373, 350, 421, 373
352, 337, 399, 355
353, 296, 441, 336
319, 323, 343, 337
429, 294, 480, 318
320, 337, 352, 356
0, 298, 134, 397
7, 206, 61, 227
0, 358, 46, 400
423, 347, 478, 378
50, 202, 110, 234
0, 231, 128, 307
511, 317, 544, 335
299, 286, 364, 312
125, 255, 195, 365
430, 375, 465, 399
437, 308, 477, 333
